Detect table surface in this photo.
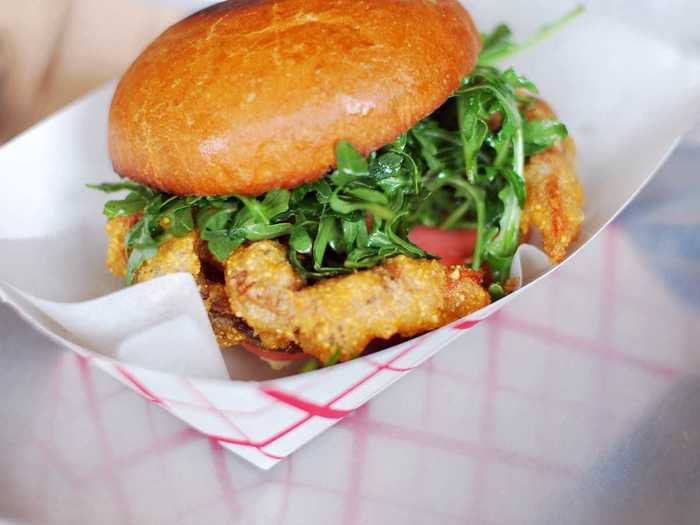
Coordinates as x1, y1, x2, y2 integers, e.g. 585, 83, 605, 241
2, 2, 700, 524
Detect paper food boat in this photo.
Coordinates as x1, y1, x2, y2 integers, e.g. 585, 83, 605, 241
1, 3, 699, 469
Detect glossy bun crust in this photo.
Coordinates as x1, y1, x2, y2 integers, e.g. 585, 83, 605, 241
108, 0, 481, 195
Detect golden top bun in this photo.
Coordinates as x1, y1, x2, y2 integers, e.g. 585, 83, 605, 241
108, 0, 481, 195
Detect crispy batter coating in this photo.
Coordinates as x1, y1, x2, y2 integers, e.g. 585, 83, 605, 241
225, 241, 490, 364
133, 233, 201, 283
521, 100, 584, 263
105, 216, 131, 277
223, 241, 304, 352
105, 218, 247, 348
200, 282, 248, 348
106, 216, 203, 282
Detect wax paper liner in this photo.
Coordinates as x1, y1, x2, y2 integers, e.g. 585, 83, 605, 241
1, 4, 700, 468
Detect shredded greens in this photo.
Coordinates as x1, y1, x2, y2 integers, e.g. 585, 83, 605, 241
91, 8, 581, 290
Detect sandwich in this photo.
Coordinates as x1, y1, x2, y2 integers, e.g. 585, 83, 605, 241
92, 0, 584, 369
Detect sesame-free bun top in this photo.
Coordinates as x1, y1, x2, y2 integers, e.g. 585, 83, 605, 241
108, 0, 481, 196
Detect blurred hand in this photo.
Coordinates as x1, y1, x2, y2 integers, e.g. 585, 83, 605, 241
0, 0, 184, 143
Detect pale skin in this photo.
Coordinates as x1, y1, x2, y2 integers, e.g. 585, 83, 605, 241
0, 0, 182, 143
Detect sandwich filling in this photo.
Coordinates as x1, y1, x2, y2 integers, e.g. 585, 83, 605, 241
93, 20, 584, 365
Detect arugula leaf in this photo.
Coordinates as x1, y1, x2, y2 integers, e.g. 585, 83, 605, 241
300, 359, 320, 373
168, 207, 194, 237
313, 216, 336, 270
124, 209, 160, 285
325, 348, 342, 366
290, 225, 313, 254
336, 140, 369, 178
197, 205, 236, 231
103, 192, 148, 218
87, 181, 152, 195
208, 238, 245, 262
523, 120, 568, 156
478, 5, 585, 66
488, 283, 506, 300
485, 185, 521, 283
244, 222, 293, 241
89, 182, 155, 218
258, 189, 290, 219
502, 68, 539, 94
481, 24, 513, 54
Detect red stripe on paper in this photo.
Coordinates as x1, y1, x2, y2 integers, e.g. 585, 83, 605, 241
261, 387, 352, 419
454, 319, 480, 330
116, 366, 163, 404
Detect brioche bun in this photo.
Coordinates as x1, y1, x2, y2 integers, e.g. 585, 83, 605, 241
108, 0, 481, 196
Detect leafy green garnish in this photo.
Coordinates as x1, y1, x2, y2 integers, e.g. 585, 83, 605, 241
523, 120, 569, 156
404, 10, 579, 284
406, 62, 566, 282
90, 188, 201, 284
92, 138, 429, 282
325, 348, 342, 367
300, 359, 320, 373
92, 13, 579, 289
478, 5, 585, 66
488, 283, 506, 300
87, 182, 155, 219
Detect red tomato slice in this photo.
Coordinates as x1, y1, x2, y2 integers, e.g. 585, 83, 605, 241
241, 342, 309, 362
408, 226, 477, 266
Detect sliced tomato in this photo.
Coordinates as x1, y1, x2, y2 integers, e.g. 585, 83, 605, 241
240, 341, 309, 362
408, 226, 477, 266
